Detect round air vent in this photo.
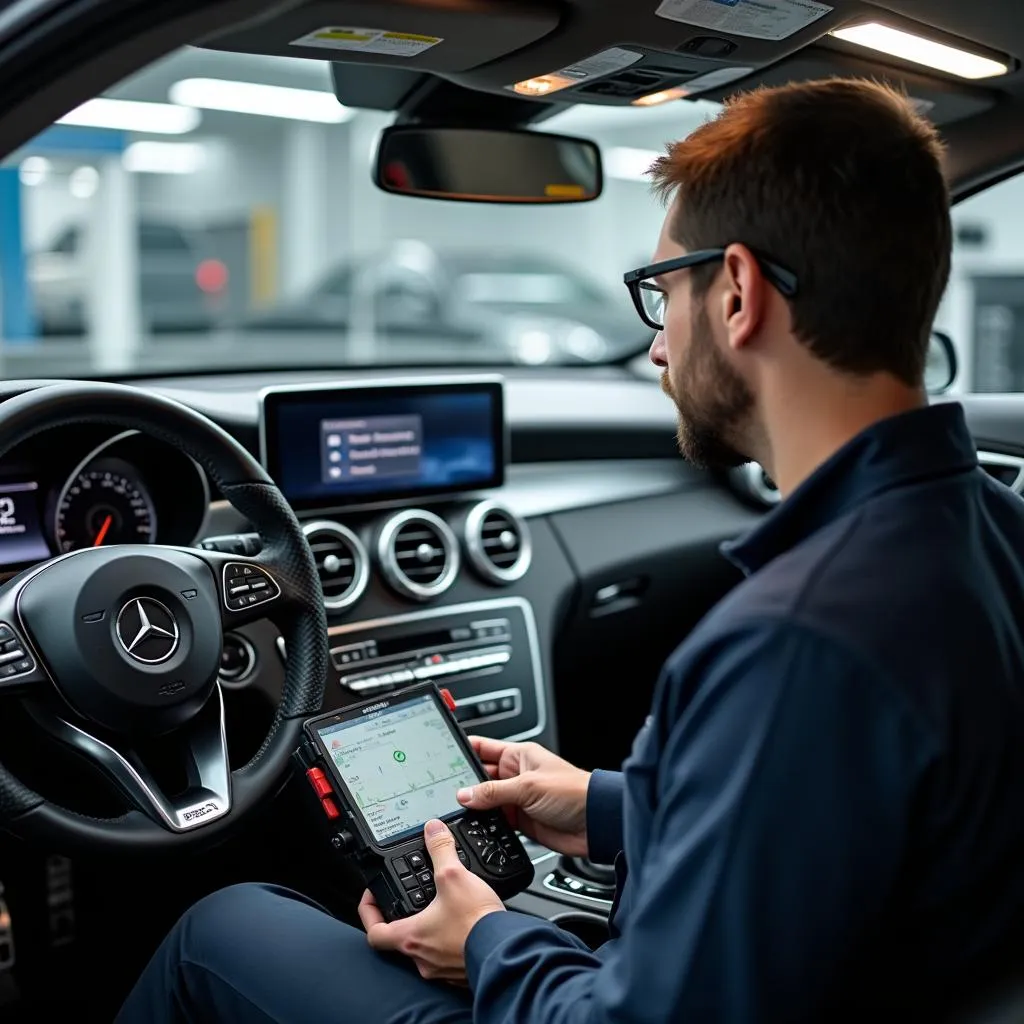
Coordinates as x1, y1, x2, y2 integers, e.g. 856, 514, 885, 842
730, 463, 781, 508
378, 509, 459, 601
302, 521, 369, 611
465, 501, 532, 584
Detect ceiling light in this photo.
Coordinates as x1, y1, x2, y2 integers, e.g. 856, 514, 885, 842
633, 87, 689, 107
169, 78, 353, 123
605, 147, 660, 182
69, 165, 99, 199
58, 98, 200, 134
123, 140, 206, 174
19, 156, 51, 187
830, 22, 1008, 79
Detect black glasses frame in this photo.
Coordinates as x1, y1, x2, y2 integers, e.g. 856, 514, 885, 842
623, 248, 799, 331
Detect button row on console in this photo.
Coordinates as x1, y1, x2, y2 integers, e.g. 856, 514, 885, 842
346, 649, 511, 694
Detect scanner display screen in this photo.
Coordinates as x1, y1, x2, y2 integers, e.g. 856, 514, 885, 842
317, 694, 479, 845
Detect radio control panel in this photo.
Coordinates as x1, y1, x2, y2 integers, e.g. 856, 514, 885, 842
321, 598, 545, 741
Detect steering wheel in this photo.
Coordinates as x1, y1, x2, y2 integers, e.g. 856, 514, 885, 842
0, 382, 328, 852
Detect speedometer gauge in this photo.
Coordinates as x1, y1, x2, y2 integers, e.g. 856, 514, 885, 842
55, 461, 157, 552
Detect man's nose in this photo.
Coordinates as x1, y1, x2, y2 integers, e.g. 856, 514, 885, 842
649, 331, 668, 367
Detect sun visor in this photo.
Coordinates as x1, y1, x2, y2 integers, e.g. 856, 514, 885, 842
199, 0, 561, 74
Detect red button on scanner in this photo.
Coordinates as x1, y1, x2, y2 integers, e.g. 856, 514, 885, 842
306, 767, 333, 799
440, 688, 457, 713
321, 797, 340, 820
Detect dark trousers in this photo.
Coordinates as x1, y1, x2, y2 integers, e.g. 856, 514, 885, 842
115, 883, 474, 1024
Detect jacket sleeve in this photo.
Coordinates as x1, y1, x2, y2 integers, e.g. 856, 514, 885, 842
465, 622, 936, 1024
585, 769, 625, 866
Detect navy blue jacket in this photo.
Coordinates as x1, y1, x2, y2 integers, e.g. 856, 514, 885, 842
465, 403, 1024, 1022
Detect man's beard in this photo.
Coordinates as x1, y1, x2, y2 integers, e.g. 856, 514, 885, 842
661, 305, 753, 470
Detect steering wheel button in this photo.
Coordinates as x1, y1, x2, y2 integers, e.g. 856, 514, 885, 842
0, 625, 12, 643
250, 579, 268, 591
228, 584, 250, 596
12, 659, 31, 674
241, 566, 254, 576
0, 639, 19, 654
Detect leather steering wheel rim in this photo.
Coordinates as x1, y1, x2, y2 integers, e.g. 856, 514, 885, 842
0, 381, 328, 853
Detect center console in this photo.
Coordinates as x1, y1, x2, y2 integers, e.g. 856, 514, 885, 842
323, 598, 545, 738
232, 377, 611, 935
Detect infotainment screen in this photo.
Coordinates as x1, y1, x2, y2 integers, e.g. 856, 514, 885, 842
313, 692, 480, 846
259, 379, 505, 509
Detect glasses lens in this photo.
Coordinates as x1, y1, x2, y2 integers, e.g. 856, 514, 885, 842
638, 281, 665, 329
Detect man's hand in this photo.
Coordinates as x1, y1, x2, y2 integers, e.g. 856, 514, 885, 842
358, 819, 505, 984
458, 737, 592, 857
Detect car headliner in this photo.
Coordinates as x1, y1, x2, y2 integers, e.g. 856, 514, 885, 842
0, 1, 1022, 201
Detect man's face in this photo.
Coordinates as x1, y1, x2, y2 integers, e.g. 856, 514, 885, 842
648, 210, 753, 470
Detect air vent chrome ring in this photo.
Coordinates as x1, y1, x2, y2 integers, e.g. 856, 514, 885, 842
378, 509, 459, 602
731, 462, 781, 507
302, 520, 370, 611
465, 501, 532, 584
978, 451, 1024, 494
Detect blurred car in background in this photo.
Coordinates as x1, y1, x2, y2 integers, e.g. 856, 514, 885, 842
243, 241, 651, 364
29, 220, 223, 335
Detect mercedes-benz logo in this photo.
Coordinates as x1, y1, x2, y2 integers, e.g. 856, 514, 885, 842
115, 598, 180, 664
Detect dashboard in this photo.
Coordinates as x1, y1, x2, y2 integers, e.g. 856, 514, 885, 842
0, 369, 767, 770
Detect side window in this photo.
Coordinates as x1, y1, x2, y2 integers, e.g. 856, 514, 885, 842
940, 173, 1024, 393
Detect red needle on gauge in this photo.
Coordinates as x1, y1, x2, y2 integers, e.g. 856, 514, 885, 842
92, 515, 113, 547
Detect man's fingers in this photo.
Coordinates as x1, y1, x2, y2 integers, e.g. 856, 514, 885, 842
365, 918, 407, 953
468, 735, 512, 766
423, 819, 462, 878
360, 890, 411, 953
457, 776, 524, 811
358, 890, 389, 935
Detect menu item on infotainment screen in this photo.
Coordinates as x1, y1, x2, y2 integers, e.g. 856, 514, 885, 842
259, 378, 505, 510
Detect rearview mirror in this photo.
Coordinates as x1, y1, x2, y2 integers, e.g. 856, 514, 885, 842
374, 125, 603, 204
926, 330, 959, 394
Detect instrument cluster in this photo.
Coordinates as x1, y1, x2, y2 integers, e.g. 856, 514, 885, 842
0, 427, 210, 575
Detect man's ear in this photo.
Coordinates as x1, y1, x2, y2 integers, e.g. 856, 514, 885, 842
721, 244, 766, 352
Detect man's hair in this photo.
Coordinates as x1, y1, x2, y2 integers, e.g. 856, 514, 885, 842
649, 79, 951, 386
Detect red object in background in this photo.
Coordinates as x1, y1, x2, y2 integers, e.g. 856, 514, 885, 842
196, 258, 229, 294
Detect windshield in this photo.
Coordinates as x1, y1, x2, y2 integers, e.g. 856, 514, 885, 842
0, 47, 726, 377
0, 46, 1008, 388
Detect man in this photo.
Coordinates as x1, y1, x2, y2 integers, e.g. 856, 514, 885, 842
118, 78, 1024, 1022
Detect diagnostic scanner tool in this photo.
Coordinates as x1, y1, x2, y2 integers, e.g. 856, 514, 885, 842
295, 683, 534, 920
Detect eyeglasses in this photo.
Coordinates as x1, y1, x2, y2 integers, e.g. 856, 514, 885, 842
623, 248, 799, 331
